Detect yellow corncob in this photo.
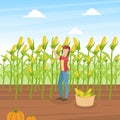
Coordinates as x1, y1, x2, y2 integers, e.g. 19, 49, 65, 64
52, 36, 58, 45
86, 88, 92, 94
71, 45, 76, 53
28, 66, 32, 74
42, 35, 47, 45
37, 44, 42, 52
75, 88, 80, 96
75, 71, 79, 77
43, 54, 48, 61
27, 37, 33, 47
84, 94, 91, 97
115, 55, 120, 62
73, 37, 79, 46
32, 57, 34, 63
63, 36, 69, 46
95, 44, 100, 52
22, 44, 27, 52
17, 36, 23, 46
112, 36, 117, 46
79, 90, 84, 96
30, 55, 34, 63
11, 55, 16, 60
44, 65, 48, 71
101, 36, 107, 46
87, 56, 91, 63
51, 59, 54, 65
77, 54, 81, 60
57, 45, 62, 52
11, 45, 16, 52
88, 70, 92, 76
88, 37, 94, 46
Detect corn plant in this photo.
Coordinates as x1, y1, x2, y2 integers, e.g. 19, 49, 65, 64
63, 36, 70, 46
37, 54, 42, 89
73, 37, 81, 88
0, 54, 9, 89
114, 54, 120, 88
70, 55, 77, 88
7, 44, 16, 92
92, 44, 100, 91
86, 37, 94, 88
98, 36, 107, 100
69, 44, 76, 88
109, 36, 118, 100
34, 44, 42, 92
50, 36, 59, 99
103, 54, 109, 89
20, 44, 27, 92
27, 37, 35, 99
14, 36, 24, 99
54, 44, 62, 92
41, 35, 48, 99
82, 57, 86, 89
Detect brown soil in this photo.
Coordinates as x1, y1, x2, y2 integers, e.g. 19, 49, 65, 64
0, 85, 120, 120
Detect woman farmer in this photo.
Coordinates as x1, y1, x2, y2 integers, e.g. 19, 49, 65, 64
52, 46, 70, 101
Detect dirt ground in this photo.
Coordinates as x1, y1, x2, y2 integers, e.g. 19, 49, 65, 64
0, 85, 120, 120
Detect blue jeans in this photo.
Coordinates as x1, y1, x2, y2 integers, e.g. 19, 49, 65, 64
58, 71, 69, 98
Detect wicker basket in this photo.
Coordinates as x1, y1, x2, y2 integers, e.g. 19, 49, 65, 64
75, 94, 95, 107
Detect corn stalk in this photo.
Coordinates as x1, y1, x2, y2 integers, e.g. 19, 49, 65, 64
109, 36, 118, 100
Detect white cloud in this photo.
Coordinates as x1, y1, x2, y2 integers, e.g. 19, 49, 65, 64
83, 8, 101, 16
24, 9, 46, 18
68, 28, 83, 35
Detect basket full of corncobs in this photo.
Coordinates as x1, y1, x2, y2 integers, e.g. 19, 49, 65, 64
75, 87, 95, 107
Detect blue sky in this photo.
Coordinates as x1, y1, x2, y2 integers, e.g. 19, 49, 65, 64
0, 0, 120, 58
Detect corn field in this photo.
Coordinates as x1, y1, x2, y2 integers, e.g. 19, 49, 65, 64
0, 36, 120, 100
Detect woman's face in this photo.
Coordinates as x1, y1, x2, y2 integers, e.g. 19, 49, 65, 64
63, 48, 69, 57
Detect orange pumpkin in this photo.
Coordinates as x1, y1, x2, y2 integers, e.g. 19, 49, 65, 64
7, 109, 24, 120
26, 115, 36, 120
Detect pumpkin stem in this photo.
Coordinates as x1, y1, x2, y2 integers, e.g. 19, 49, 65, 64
14, 108, 18, 112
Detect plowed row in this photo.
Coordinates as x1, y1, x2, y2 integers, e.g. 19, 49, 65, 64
0, 85, 120, 120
